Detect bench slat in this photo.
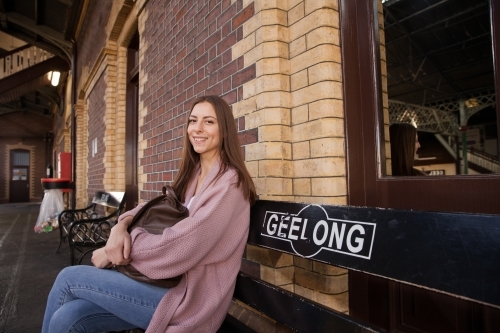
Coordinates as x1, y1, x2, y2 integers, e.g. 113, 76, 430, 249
249, 200, 500, 308
233, 273, 385, 333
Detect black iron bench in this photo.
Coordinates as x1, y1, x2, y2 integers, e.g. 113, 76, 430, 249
56, 191, 126, 265
218, 200, 500, 333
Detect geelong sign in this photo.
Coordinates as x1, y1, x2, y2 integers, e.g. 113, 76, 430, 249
249, 200, 500, 309
262, 205, 376, 259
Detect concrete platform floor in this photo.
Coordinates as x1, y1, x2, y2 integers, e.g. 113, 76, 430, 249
0, 203, 69, 333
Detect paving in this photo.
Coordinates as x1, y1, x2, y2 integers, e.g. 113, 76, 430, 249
0, 203, 69, 333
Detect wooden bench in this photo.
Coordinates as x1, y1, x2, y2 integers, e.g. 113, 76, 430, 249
218, 200, 500, 332
56, 191, 126, 265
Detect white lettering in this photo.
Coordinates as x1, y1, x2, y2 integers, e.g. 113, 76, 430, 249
328, 222, 346, 249
300, 219, 308, 239
313, 220, 328, 246
346, 225, 365, 253
278, 216, 290, 237
288, 217, 301, 240
267, 214, 278, 235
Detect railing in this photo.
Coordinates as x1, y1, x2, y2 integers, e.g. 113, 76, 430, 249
467, 148, 500, 173
0, 45, 54, 79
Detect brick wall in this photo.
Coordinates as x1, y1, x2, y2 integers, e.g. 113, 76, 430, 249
231, 0, 349, 314
86, 74, 106, 203
77, 0, 113, 83
0, 112, 52, 202
137, 0, 255, 199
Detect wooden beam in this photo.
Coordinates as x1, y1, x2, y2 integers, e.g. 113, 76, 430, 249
0, 12, 72, 49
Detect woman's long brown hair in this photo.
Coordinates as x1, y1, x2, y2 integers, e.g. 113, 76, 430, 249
172, 95, 257, 204
389, 122, 420, 176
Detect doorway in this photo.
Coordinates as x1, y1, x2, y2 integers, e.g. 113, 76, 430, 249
9, 149, 30, 202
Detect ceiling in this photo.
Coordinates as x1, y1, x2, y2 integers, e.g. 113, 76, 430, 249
383, 0, 494, 107
0, 0, 82, 119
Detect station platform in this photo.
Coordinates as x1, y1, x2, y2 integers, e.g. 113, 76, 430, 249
0, 202, 68, 333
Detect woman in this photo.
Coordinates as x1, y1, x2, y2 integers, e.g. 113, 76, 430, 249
42, 95, 256, 333
389, 122, 426, 176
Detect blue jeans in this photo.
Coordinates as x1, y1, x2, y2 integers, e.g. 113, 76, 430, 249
42, 265, 169, 333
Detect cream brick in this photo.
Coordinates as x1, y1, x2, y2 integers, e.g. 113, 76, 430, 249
310, 138, 345, 158
256, 58, 291, 76
245, 160, 259, 177
313, 262, 348, 276
293, 81, 342, 107
256, 25, 289, 44
291, 104, 308, 125
255, 91, 291, 109
294, 158, 346, 177
243, 11, 262, 37
259, 178, 293, 195
311, 177, 346, 196
293, 178, 311, 196
306, 26, 340, 49
288, 2, 304, 26
309, 99, 344, 119
308, 62, 342, 85
232, 32, 256, 59
305, 0, 339, 15
261, 265, 294, 286
289, 0, 303, 10
289, 36, 306, 58
246, 245, 294, 267
258, 194, 295, 201
261, 8, 288, 26
294, 284, 314, 300
295, 267, 348, 294
259, 125, 291, 141
294, 256, 313, 270
246, 142, 292, 160
254, 0, 289, 13
293, 195, 347, 205
232, 95, 257, 118
246, 108, 291, 129
293, 118, 344, 142
244, 41, 289, 67
289, 9, 338, 42
290, 44, 341, 74
314, 291, 348, 313
243, 74, 290, 99
259, 160, 293, 177
290, 69, 308, 91
292, 141, 310, 159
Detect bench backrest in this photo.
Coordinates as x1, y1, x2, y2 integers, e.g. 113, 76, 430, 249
91, 191, 126, 211
249, 200, 500, 309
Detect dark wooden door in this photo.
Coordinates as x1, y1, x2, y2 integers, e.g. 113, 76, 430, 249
9, 149, 30, 202
340, 0, 500, 332
125, 31, 139, 211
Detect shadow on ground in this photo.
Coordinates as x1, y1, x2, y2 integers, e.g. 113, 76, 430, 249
0, 203, 69, 333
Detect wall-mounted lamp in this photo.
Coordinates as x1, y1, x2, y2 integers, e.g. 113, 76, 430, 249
48, 71, 60, 86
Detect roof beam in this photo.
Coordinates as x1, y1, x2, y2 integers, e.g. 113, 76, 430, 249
0, 12, 72, 49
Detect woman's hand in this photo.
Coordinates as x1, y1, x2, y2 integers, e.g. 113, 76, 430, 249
91, 248, 112, 268
105, 216, 133, 265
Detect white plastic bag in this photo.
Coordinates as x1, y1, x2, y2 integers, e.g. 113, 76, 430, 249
34, 189, 64, 233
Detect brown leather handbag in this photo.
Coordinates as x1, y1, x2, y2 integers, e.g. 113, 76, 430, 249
115, 185, 189, 288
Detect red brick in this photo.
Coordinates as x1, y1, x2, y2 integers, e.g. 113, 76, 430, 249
238, 128, 258, 145
233, 2, 254, 29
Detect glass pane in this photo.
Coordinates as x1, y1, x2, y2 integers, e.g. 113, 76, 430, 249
12, 168, 27, 181
380, 0, 499, 176
12, 151, 30, 166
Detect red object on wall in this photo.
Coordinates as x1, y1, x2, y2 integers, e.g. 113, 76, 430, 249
58, 152, 71, 179
58, 152, 72, 193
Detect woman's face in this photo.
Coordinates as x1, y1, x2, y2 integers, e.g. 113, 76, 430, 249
415, 133, 421, 153
188, 101, 220, 160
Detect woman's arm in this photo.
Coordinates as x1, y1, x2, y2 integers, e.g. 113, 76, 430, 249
127, 170, 250, 280
105, 201, 147, 265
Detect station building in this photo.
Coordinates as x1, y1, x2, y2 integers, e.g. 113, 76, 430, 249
1, 0, 499, 331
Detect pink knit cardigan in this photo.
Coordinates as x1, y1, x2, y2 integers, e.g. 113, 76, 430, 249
117, 160, 250, 332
